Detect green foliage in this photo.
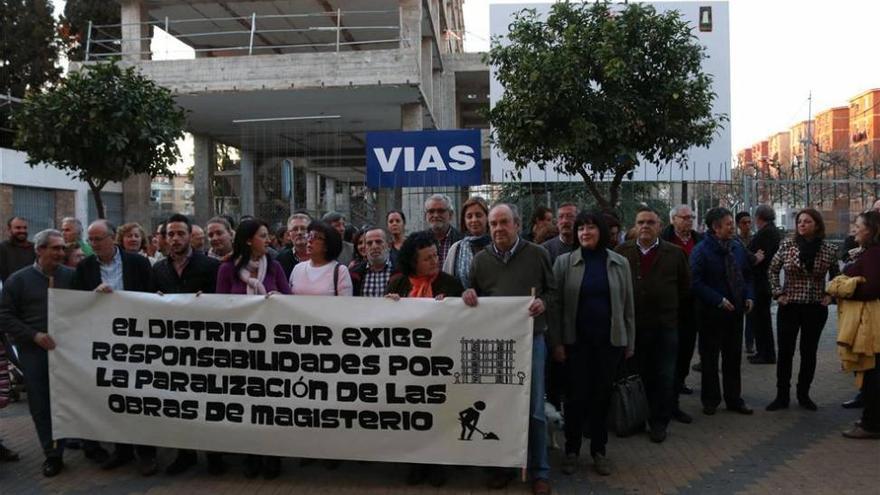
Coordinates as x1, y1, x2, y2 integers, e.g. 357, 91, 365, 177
486, 1, 726, 209
0, 0, 61, 147
12, 63, 186, 218
59, 0, 120, 62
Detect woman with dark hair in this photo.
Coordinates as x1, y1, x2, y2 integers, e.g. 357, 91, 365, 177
387, 231, 463, 300
443, 196, 491, 289
767, 208, 839, 411
64, 242, 85, 268
349, 228, 368, 269
834, 210, 880, 439
386, 230, 462, 486
215, 219, 290, 479
550, 211, 634, 477
288, 221, 353, 296
387, 210, 407, 265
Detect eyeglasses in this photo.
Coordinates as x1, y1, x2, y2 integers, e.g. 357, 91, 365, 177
426, 208, 449, 215
676, 215, 695, 220
88, 235, 110, 243
307, 233, 325, 242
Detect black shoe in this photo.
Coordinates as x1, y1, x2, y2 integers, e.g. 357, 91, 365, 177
702, 405, 717, 416
649, 427, 668, 443
165, 451, 197, 476
243, 455, 262, 479
101, 451, 134, 470
427, 465, 447, 487
206, 453, 226, 476
43, 457, 64, 477
84, 445, 109, 464
798, 393, 818, 411
727, 403, 754, 415
692, 362, 702, 372
842, 396, 865, 409
263, 457, 281, 480
766, 396, 790, 411
672, 408, 693, 424
139, 456, 159, 477
0, 445, 20, 462
679, 385, 694, 395
406, 464, 429, 485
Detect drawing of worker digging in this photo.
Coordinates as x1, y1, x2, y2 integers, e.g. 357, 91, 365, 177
458, 401, 499, 440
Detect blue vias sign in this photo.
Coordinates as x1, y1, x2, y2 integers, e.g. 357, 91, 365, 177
366, 130, 482, 188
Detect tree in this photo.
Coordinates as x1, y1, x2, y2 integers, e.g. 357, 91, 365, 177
13, 63, 186, 218
59, 0, 120, 62
0, 0, 61, 148
486, 1, 726, 209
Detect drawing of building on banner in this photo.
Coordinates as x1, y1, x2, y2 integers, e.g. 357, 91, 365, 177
456, 338, 525, 385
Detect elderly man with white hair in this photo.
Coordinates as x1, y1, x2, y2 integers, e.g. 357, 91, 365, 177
422, 194, 463, 267
60, 217, 93, 256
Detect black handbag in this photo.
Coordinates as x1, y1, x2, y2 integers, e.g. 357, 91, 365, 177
607, 363, 650, 437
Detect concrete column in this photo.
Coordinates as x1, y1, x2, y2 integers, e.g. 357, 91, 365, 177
421, 38, 434, 121
399, 0, 422, 51
400, 103, 426, 231
324, 177, 337, 213
193, 134, 215, 225
120, 0, 151, 61
122, 175, 152, 226
305, 170, 318, 217
438, 71, 457, 129
240, 150, 255, 217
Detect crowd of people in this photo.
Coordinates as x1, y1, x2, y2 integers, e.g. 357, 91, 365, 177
0, 194, 878, 495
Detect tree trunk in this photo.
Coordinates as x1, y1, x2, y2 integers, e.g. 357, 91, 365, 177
577, 170, 611, 210
87, 180, 106, 219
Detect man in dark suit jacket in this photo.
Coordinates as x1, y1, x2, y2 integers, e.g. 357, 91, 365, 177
747, 205, 782, 365
72, 219, 157, 476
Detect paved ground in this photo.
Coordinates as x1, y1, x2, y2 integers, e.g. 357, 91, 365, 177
2, 308, 878, 494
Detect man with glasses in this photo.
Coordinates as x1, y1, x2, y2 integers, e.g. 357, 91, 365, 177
542, 203, 579, 263
277, 213, 311, 279
0, 229, 108, 477
661, 204, 703, 423
72, 220, 158, 476
422, 194, 463, 267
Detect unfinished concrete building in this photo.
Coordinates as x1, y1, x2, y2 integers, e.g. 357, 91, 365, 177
82, 1, 489, 229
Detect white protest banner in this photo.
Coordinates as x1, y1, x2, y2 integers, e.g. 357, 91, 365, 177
48, 289, 533, 467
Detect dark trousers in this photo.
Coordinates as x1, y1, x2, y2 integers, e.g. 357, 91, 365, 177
675, 303, 698, 394
698, 307, 745, 408
563, 341, 624, 457
633, 328, 678, 428
751, 291, 776, 361
862, 355, 880, 431
113, 443, 156, 459
546, 360, 566, 410
776, 303, 828, 394
18, 345, 62, 458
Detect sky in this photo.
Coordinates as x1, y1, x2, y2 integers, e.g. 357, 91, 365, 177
49, 0, 879, 156
462, 0, 880, 153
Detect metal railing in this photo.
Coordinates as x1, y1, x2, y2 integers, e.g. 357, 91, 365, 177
85, 9, 402, 61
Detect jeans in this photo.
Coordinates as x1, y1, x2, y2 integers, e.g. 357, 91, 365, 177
17, 345, 63, 458
528, 335, 550, 480
776, 303, 827, 394
564, 340, 624, 457
699, 306, 745, 408
634, 327, 678, 428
